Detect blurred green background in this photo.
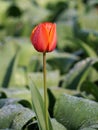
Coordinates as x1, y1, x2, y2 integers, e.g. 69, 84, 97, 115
0, 0, 98, 130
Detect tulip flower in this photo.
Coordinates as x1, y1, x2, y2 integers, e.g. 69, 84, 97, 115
30, 22, 57, 130
30, 22, 57, 52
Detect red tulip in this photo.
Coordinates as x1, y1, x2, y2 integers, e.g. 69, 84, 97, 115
30, 22, 57, 52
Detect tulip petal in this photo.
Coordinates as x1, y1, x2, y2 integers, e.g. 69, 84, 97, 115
48, 23, 57, 52
31, 24, 49, 52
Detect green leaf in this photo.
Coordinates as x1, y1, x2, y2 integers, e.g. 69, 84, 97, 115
62, 58, 98, 89
29, 79, 53, 130
11, 108, 35, 130
29, 80, 48, 130
54, 94, 98, 130
29, 80, 67, 130
0, 103, 35, 129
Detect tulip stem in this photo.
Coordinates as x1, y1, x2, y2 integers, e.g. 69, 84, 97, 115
43, 52, 48, 130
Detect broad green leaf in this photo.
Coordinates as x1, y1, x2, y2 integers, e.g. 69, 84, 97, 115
0, 104, 24, 128
11, 107, 35, 130
29, 79, 53, 130
54, 94, 98, 130
62, 58, 98, 89
80, 124, 98, 130
48, 87, 79, 118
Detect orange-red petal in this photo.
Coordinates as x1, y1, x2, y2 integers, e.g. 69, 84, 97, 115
31, 24, 49, 52
48, 23, 57, 52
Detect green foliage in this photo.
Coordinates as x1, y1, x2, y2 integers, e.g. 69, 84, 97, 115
0, 99, 35, 129
54, 94, 98, 130
29, 79, 67, 130
62, 58, 98, 89
29, 79, 48, 130
0, 0, 98, 129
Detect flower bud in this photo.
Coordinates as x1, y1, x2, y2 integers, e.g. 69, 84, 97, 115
30, 22, 57, 52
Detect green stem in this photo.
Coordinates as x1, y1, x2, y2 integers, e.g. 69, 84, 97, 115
43, 52, 48, 130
